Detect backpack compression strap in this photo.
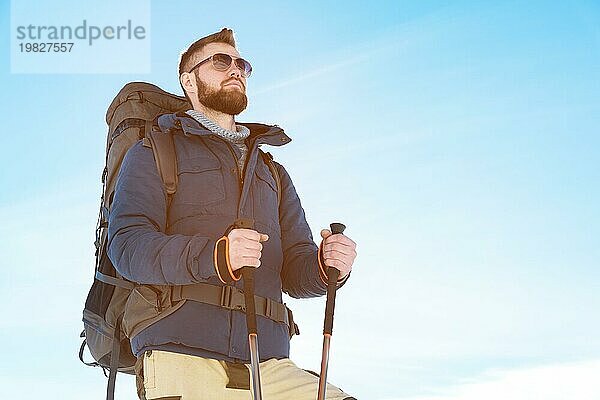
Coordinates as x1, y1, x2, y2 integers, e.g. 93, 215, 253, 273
106, 315, 123, 400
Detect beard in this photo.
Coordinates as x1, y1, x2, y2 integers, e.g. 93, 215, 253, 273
195, 75, 248, 115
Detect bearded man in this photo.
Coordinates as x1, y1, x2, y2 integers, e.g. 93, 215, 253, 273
107, 27, 357, 400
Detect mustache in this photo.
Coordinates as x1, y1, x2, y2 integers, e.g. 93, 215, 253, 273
223, 78, 245, 90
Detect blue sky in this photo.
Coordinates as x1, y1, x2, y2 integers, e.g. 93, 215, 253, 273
1, 1, 599, 399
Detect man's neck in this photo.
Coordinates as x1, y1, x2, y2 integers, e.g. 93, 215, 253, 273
194, 104, 236, 131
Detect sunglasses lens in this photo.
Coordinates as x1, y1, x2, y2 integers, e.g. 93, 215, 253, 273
212, 53, 232, 70
210, 53, 252, 77
235, 59, 252, 77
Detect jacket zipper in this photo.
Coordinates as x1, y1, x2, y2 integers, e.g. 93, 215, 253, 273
211, 131, 274, 195
219, 137, 244, 191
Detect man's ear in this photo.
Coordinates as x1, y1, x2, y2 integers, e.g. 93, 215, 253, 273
180, 72, 197, 96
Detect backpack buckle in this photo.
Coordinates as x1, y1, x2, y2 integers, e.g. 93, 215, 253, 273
220, 285, 246, 312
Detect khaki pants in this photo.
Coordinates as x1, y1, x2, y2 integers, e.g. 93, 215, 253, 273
134, 350, 355, 400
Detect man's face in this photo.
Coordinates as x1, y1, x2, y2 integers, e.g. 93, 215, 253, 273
189, 42, 248, 115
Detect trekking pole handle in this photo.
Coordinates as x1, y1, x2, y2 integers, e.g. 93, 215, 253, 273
233, 218, 259, 336
324, 222, 346, 335
242, 267, 258, 335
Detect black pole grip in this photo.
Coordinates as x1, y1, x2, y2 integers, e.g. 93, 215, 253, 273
242, 267, 258, 335
323, 222, 346, 335
231, 218, 259, 335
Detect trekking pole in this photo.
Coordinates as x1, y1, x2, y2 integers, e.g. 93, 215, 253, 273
242, 266, 263, 400
233, 216, 263, 399
317, 222, 346, 400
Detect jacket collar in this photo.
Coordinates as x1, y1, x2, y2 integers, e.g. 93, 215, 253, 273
157, 112, 292, 147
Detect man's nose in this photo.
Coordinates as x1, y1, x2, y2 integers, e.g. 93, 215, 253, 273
228, 63, 242, 78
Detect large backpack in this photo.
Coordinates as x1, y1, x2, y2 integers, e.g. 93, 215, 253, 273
79, 82, 281, 400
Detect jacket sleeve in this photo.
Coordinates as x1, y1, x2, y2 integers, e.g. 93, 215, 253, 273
107, 141, 217, 285
276, 163, 348, 298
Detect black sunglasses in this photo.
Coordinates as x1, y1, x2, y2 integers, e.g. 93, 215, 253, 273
188, 53, 253, 78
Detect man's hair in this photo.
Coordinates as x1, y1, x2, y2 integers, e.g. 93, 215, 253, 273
178, 27, 237, 79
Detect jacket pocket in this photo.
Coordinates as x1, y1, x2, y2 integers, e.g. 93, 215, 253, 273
255, 163, 277, 193
176, 156, 226, 206
253, 164, 280, 228
255, 163, 278, 205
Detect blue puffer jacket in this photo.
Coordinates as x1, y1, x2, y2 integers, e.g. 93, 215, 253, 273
107, 112, 342, 362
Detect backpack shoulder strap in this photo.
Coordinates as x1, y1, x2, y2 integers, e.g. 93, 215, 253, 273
259, 150, 281, 207
144, 120, 178, 197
